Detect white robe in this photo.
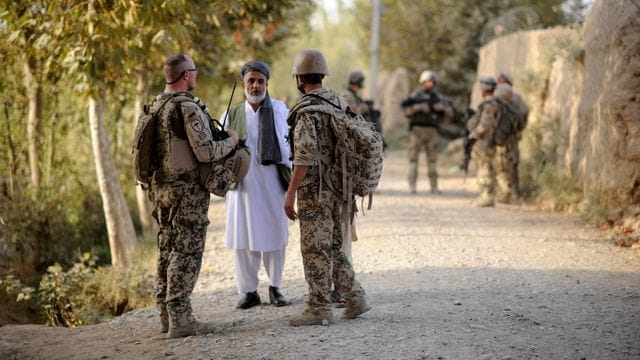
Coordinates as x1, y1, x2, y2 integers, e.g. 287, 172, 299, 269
222, 99, 291, 252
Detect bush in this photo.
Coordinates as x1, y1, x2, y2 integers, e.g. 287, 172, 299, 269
38, 254, 96, 327
1, 241, 155, 327
0, 186, 110, 275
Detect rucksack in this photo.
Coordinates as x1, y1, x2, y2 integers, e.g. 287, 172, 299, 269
132, 95, 174, 188
489, 97, 521, 146
132, 92, 247, 197
291, 93, 384, 209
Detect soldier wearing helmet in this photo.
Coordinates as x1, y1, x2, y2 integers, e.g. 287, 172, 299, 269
284, 49, 370, 326
401, 69, 454, 194
342, 70, 383, 133
220, 60, 293, 310
496, 72, 529, 202
466, 76, 502, 207
343, 70, 369, 115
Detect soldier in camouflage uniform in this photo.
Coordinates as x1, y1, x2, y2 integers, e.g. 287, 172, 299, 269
497, 72, 529, 201
150, 54, 239, 338
494, 83, 521, 203
284, 49, 370, 326
401, 70, 454, 194
467, 77, 500, 207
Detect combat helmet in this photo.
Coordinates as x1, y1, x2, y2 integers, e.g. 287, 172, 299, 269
348, 70, 365, 86
479, 76, 497, 91
199, 146, 251, 197
291, 49, 330, 76
419, 70, 437, 84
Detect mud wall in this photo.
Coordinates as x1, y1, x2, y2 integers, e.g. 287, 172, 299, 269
474, 0, 640, 228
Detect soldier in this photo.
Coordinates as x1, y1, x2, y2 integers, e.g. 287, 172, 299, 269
467, 76, 500, 207
401, 70, 454, 194
497, 72, 529, 200
221, 60, 292, 309
151, 54, 239, 338
284, 49, 370, 326
342, 70, 383, 133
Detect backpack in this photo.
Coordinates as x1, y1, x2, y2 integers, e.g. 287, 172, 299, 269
292, 93, 384, 209
490, 97, 521, 146
132, 93, 234, 192
132, 95, 174, 188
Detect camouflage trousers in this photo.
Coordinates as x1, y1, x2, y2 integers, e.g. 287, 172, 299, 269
472, 146, 497, 201
408, 126, 439, 188
297, 182, 365, 312
151, 179, 210, 320
495, 137, 519, 201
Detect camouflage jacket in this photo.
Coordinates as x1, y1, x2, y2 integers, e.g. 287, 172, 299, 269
153, 92, 236, 182
287, 88, 341, 191
468, 96, 499, 151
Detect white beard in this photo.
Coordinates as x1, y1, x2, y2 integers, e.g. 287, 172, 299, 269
245, 88, 266, 105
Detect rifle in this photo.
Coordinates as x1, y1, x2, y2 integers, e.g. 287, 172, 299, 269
460, 130, 475, 174
459, 107, 477, 176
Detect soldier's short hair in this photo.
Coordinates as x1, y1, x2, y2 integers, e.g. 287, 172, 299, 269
298, 73, 324, 85
164, 55, 189, 83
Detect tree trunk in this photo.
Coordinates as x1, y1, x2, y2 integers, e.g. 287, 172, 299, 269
3, 102, 16, 198
23, 58, 42, 188
89, 90, 137, 267
133, 74, 156, 234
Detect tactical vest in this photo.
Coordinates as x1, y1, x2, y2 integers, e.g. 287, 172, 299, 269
154, 93, 200, 182
406, 90, 445, 128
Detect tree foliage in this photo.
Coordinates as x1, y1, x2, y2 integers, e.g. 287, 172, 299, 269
354, 0, 569, 105
0, 0, 313, 303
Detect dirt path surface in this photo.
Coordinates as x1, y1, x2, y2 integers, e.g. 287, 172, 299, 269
1, 151, 639, 360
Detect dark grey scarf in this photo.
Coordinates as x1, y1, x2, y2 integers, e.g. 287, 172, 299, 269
257, 91, 281, 165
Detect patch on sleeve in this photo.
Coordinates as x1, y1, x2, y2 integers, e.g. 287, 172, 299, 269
191, 118, 204, 132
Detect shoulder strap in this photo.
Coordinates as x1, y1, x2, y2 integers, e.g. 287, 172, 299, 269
302, 93, 341, 110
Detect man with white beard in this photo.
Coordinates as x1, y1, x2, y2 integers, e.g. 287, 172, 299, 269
220, 60, 292, 309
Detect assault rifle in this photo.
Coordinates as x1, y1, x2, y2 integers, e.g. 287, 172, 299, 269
364, 100, 382, 132
459, 108, 477, 174
400, 93, 441, 108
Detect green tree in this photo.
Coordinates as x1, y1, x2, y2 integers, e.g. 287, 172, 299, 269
354, 0, 568, 105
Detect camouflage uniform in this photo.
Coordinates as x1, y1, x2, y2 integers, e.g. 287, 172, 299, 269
402, 88, 453, 193
149, 92, 236, 332
495, 84, 529, 202
290, 88, 366, 315
507, 91, 529, 198
342, 88, 369, 117
467, 96, 500, 206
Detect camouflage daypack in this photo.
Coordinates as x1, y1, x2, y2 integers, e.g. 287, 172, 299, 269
132, 95, 174, 188
488, 97, 521, 146
292, 93, 384, 208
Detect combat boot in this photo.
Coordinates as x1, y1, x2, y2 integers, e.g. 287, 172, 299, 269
429, 177, 441, 194
289, 308, 334, 326
341, 298, 371, 319
158, 303, 169, 333
167, 303, 217, 338
496, 191, 512, 204
472, 195, 495, 207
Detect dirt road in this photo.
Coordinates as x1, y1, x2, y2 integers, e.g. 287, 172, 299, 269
1, 151, 639, 359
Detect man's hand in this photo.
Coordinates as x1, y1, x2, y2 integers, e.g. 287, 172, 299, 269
284, 190, 297, 221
